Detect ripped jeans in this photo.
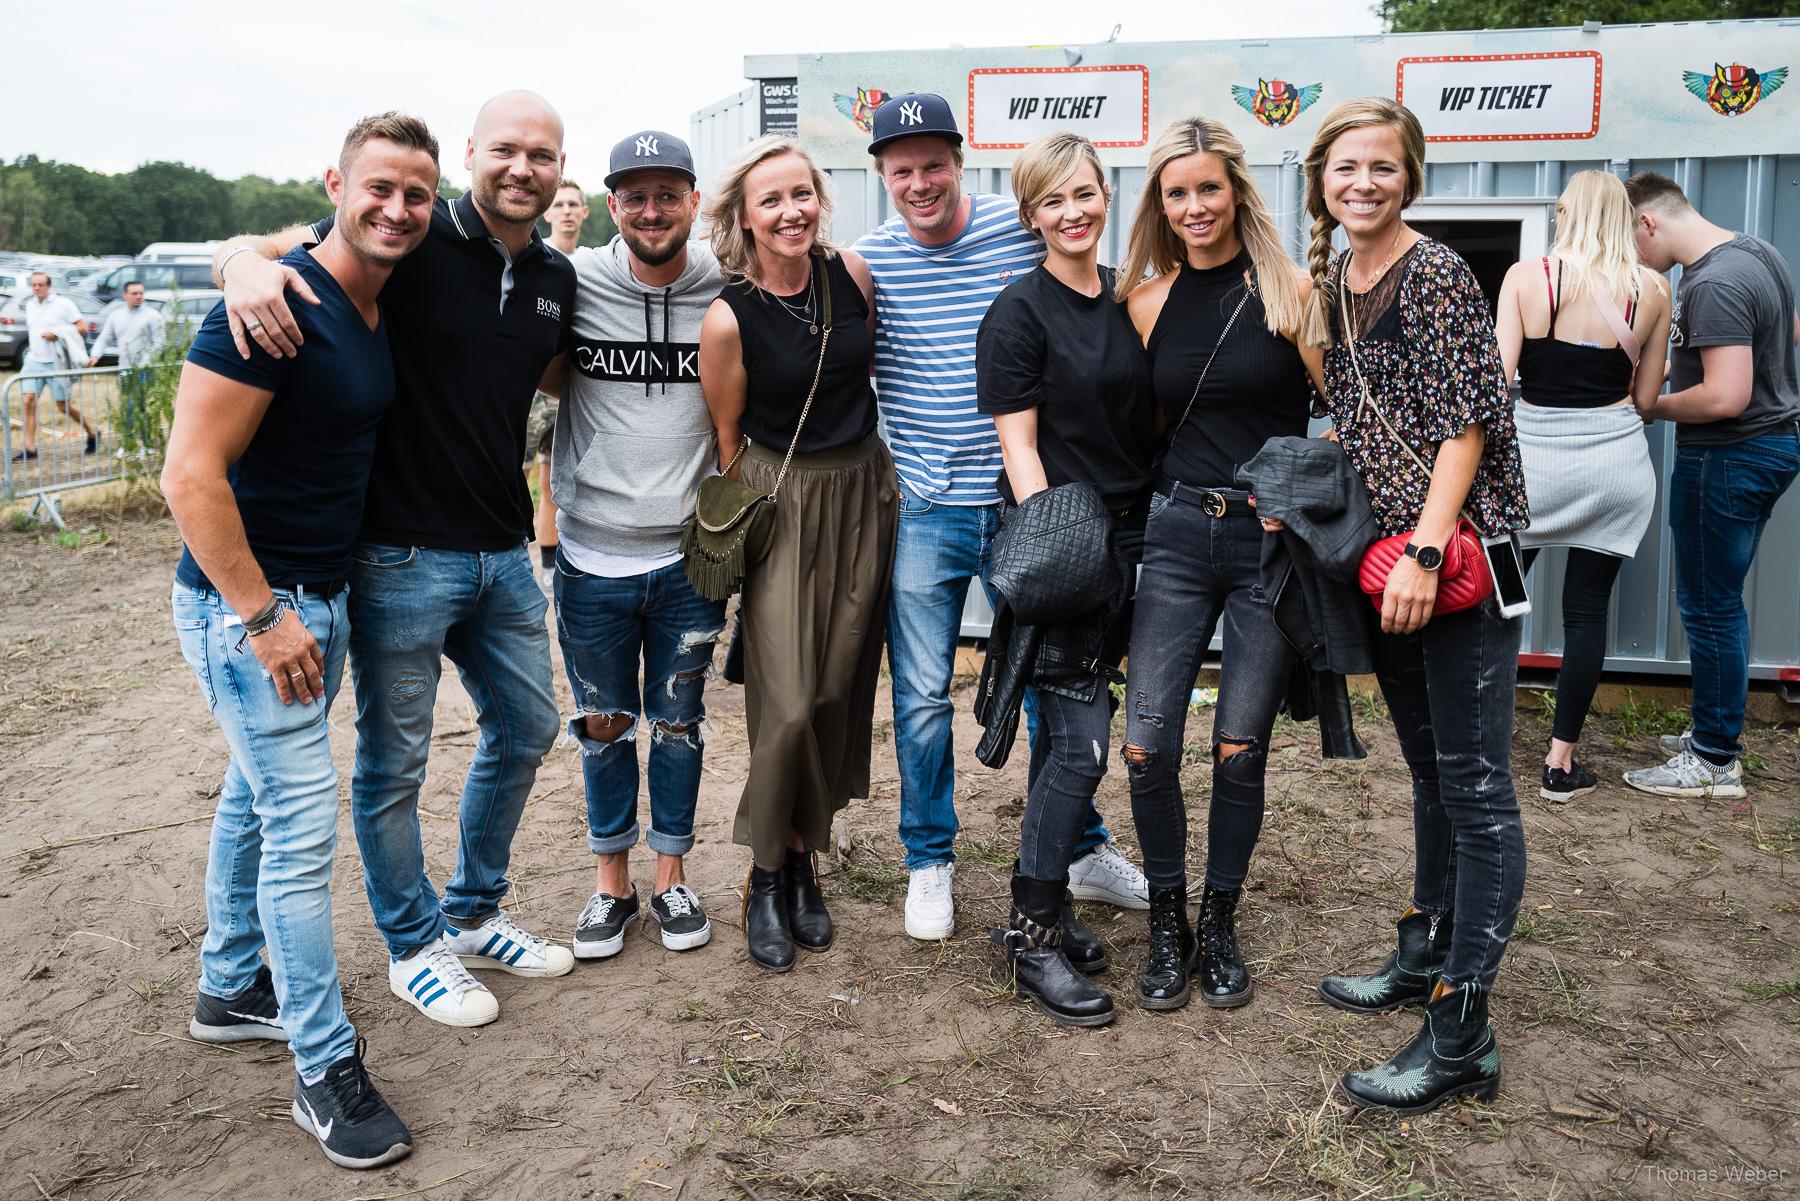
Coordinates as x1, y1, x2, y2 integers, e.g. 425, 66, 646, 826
553, 554, 726, 857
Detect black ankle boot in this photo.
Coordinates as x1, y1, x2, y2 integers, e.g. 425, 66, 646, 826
1137, 885, 1196, 1011
784, 848, 834, 952
1060, 890, 1108, 975
992, 872, 1114, 1028
1195, 883, 1251, 1007
743, 864, 794, 972
1318, 908, 1454, 1013
1341, 981, 1501, 1113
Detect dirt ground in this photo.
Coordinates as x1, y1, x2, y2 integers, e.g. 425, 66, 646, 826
2, 498, 1797, 1201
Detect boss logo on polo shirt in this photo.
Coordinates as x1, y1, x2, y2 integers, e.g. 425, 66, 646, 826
537, 296, 563, 322
573, 339, 701, 383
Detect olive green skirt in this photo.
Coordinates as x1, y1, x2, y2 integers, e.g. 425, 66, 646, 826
734, 433, 898, 869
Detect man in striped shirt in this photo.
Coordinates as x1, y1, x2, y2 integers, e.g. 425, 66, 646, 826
856, 93, 1148, 943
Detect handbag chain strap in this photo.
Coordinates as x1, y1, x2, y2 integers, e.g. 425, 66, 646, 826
768, 257, 834, 504
1166, 267, 1255, 449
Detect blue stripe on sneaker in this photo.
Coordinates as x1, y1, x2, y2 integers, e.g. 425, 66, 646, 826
480, 932, 502, 957
507, 942, 527, 965
422, 986, 447, 1007
410, 972, 437, 998
408, 968, 431, 993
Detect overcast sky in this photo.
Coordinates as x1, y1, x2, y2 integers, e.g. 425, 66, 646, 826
16, 0, 1381, 187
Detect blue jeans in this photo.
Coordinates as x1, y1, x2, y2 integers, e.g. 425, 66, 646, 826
1124, 492, 1295, 892
347, 543, 560, 959
887, 480, 1107, 870
173, 581, 356, 1081
552, 554, 726, 857
1670, 427, 1800, 761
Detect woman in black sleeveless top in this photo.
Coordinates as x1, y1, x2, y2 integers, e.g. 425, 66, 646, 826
1114, 117, 1324, 1013
698, 135, 898, 973
1496, 170, 1670, 802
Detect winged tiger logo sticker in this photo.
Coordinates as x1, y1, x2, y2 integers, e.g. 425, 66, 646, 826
1231, 79, 1323, 128
833, 87, 892, 133
1683, 62, 1787, 117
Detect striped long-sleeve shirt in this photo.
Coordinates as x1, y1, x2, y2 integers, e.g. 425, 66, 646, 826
855, 193, 1043, 504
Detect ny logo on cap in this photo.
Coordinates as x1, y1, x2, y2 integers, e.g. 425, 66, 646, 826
636, 135, 660, 157
899, 100, 924, 126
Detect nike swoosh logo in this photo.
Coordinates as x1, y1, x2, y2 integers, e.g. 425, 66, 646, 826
302, 1096, 333, 1142
226, 1010, 282, 1026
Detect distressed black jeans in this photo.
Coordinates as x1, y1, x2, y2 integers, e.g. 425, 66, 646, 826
1123, 491, 1294, 892
1372, 598, 1527, 991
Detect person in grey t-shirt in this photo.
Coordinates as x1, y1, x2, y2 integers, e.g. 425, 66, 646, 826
1622, 172, 1800, 799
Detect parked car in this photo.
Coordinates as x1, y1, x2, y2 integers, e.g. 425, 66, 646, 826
0, 290, 103, 367
90, 260, 215, 303
0, 268, 61, 300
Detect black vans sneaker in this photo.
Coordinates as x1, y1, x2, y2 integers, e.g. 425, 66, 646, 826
292, 1038, 412, 1170
650, 883, 712, 951
189, 964, 286, 1043
574, 889, 639, 960
1540, 759, 1598, 803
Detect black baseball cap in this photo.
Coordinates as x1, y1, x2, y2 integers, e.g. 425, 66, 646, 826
868, 92, 963, 156
604, 130, 697, 189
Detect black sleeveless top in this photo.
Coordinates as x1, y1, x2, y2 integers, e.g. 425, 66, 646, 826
720, 253, 877, 453
1147, 253, 1311, 487
1517, 258, 1636, 409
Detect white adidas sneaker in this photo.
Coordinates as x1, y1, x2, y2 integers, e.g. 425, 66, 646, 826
388, 934, 499, 1028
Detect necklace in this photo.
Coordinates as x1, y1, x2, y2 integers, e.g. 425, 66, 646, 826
769, 265, 819, 335
1347, 222, 1406, 293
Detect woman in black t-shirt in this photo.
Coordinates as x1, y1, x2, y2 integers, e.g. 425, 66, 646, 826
975, 132, 1154, 1028
698, 135, 898, 974
1113, 117, 1325, 1016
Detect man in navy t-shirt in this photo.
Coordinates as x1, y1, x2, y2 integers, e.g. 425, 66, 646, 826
161, 113, 439, 1172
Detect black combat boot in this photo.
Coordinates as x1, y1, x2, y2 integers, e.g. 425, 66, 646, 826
992, 871, 1115, 1028
1318, 907, 1454, 1013
1137, 885, 1196, 1011
784, 848, 834, 952
743, 863, 794, 973
1341, 979, 1501, 1113
1060, 890, 1109, 975
1195, 883, 1252, 1007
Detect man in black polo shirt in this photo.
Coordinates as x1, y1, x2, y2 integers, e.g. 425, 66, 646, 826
214, 90, 578, 1028
164, 112, 438, 1169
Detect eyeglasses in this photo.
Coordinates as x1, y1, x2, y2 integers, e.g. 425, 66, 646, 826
616, 188, 692, 215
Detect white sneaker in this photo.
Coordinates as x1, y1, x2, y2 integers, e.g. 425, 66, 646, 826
1623, 749, 1745, 799
444, 910, 576, 978
904, 862, 955, 941
1067, 839, 1150, 909
388, 935, 499, 1027
1658, 730, 1693, 756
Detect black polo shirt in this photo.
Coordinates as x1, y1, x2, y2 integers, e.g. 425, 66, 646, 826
309, 192, 575, 550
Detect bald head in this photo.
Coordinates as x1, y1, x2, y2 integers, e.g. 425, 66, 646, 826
465, 90, 567, 240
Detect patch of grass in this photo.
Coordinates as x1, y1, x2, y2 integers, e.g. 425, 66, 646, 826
958, 833, 1016, 869
1731, 977, 1800, 1003
1610, 692, 1689, 742
675, 998, 714, 1022
955, 1159, 1051, 1201
835, 854, 906, 904
1741, 749, 1767, 775
8, 510, 37, 533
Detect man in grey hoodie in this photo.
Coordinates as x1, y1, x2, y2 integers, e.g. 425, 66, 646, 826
539, 130, 727, 960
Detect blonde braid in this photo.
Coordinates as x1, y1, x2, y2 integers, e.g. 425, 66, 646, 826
1301, 213, 1336, 348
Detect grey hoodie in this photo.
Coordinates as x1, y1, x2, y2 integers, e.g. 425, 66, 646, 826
552, 237, 724, 557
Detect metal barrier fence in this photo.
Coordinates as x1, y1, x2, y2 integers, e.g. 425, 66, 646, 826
2, 364, 166, 527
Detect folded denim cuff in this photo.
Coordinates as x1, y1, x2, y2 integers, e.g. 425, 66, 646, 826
587, 822, 640, 856
645, 824, 695, 857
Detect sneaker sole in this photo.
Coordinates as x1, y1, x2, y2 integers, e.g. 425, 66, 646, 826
1339, 1075, 1500, 1115
904, 912, 954, 941
457, 951, 576, 977
656, 920, 713, 952
1067, 883, 1149, 910
290, 1099, 413, 1170
1621, 775, 1745, 800
574, 913, 638, 961
1539, 783, 1596, 803
188, 1018, 287, 1044
389, 979, 498, 1027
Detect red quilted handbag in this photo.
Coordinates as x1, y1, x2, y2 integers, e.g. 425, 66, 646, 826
1358, 519, 1492, 615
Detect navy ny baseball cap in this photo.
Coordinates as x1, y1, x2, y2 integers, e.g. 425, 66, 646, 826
604, 130, 697, 189
868, 92, 962, 155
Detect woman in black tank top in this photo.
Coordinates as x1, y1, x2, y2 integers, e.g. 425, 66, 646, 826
1113, 118, 1325, 1014
1495, 170, 1671, 803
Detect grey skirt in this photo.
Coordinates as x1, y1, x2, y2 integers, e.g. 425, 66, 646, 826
1515, 400, 1656, 557
734, 433, 898, 869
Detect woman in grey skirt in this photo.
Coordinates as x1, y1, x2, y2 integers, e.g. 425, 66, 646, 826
1496, 170, 1671, 801
698, 135, 898, 972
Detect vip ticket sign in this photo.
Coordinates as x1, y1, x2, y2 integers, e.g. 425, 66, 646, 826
967, 65, 1150, 149
1398, 51, 1602, 142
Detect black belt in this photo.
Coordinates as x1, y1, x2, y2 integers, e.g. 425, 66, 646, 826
271, 575, 350, 599
1157, 477, 1254, 519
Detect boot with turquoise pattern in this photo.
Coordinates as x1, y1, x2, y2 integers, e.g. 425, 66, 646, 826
1341, 978, 1501, 1113
1318, 907, 1453, 1013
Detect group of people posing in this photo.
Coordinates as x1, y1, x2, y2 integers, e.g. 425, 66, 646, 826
159, 84, 1800, 1170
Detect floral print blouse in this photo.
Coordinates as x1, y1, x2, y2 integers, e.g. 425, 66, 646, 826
1319, 238, 1529, 538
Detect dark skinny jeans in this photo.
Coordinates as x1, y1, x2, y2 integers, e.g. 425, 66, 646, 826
1521, 547, 1623, 746
1372, 599, 1527, 992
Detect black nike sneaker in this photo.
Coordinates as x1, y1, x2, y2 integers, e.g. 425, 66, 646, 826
189, 964, 286, 1043
291, 1038, 413, 1170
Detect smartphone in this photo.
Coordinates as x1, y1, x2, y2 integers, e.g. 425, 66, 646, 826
1481, 532, 1533, 619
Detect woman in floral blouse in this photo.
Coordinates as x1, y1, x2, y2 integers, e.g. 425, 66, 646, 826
1291, 98, 1529, 1115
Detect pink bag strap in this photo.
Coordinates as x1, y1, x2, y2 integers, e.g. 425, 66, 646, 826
1593, 285, 1641, 370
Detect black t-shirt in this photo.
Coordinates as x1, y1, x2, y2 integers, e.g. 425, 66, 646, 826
178, 248, 393, 588
976, 263, 1154, 509
1669, 234, 1800, 446
718, 253, 877, 454
310, 192, 575, 550
1150, 254, 1311, 487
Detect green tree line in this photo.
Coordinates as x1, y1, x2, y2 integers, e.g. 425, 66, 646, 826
1378, 0, 1799, 32
0, 155, 617, 256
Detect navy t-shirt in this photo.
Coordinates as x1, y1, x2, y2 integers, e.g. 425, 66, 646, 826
175, 246, 394, 590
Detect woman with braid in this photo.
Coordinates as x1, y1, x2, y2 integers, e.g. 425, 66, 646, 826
1294, 98, 1529, 1113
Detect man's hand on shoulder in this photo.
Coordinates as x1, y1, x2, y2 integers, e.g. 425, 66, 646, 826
222, 253, 321, 361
